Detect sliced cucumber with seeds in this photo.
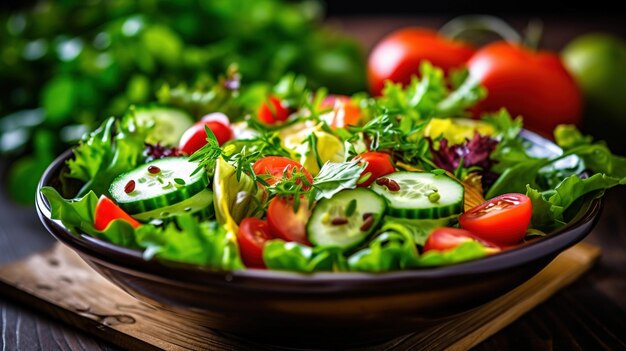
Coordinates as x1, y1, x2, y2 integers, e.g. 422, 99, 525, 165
307, 188, 386, 250
132, 189, 214, 222
126, 103, 194, 146
371, 171, 464, 219
110, 157, 208, 214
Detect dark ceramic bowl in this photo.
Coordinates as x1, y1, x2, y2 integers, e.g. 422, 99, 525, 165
36, 131, 602, 348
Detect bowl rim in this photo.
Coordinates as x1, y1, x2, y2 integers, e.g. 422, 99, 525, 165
36, 130, 603, 293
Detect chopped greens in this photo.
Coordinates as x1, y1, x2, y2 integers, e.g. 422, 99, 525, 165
40, 62, 625, 272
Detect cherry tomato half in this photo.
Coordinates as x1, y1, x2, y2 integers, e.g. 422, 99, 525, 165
355, 151, 395, 187
319, 95, 362, 129
94, 195, 141, 231
179, 120, 233, 155
267, 196, 312, 245
459, 193, 532, 246
237, 218, 274, 268
467, 42, 582, 137
423, 227, 499, 253
368, 28, 475, 96
252, 156, 313, 186
258, 96, 291, 125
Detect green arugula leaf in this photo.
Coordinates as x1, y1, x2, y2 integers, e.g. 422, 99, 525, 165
486, 159, 547, 198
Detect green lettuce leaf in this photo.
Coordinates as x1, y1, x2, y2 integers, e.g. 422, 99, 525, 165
65, 116, 148, 198
40, 186, 139, 247
414, 241, 489, 267
488, 125, 626, 198
347, 222, 419, 272
382, 216, 456, 246
376, 62, 485, 121
136, 215, 243, 269
263, 240, 344, 273
526, 173, 626, 230
555, 125, 626, 178
41, 186, 243, 269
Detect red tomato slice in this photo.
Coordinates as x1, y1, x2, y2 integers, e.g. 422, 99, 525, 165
94, 195, 141, 231
319, 95, 361, 129
252, 156, 313, 186
237, 218, 273, 268
459, 193, 532, 246
355, 151, 395, 187
267, 196, 311, 245
257, 96, 290, 125
179, 120, 233, 155
423, 227, 499, 253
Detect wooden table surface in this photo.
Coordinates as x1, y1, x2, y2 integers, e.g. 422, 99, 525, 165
1, 15, 626, 351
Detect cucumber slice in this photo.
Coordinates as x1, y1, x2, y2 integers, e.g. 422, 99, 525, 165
126, 104, 194, 146
110, 157, 208, 214
307, 188, 386, 250
371, 171, 464, 219
132, 189, 214, 222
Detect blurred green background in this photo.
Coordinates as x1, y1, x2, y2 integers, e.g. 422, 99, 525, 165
0, 0, 367, 204
2, 0, 626, 205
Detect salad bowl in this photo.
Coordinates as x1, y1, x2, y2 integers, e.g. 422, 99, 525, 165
36, 130, 602, 348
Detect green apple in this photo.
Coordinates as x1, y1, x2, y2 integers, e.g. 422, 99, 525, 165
562, 33, 626, 152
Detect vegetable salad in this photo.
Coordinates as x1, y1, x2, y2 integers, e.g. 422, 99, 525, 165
42, 63, 626, 272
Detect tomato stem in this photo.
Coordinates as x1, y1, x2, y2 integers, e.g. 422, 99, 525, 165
439, 15, 522, 45
523, 18, 544, 51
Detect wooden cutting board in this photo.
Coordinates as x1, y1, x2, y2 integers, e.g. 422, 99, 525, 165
0, 242, 600, 351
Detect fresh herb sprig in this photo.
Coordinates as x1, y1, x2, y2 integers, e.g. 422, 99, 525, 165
265, 160, 365, 211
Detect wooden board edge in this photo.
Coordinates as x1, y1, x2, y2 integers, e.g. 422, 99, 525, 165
447, 242, 602, 351
0, 278, 161, 351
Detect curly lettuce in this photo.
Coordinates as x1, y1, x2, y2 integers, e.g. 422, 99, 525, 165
65, 116, 148, 198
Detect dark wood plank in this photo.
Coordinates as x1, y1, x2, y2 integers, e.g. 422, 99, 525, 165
1, 161, 121, 351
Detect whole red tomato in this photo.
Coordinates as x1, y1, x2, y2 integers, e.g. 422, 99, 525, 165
367, 28, 475, 95
467, 42, 582, 137
178, 120, 233, 155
